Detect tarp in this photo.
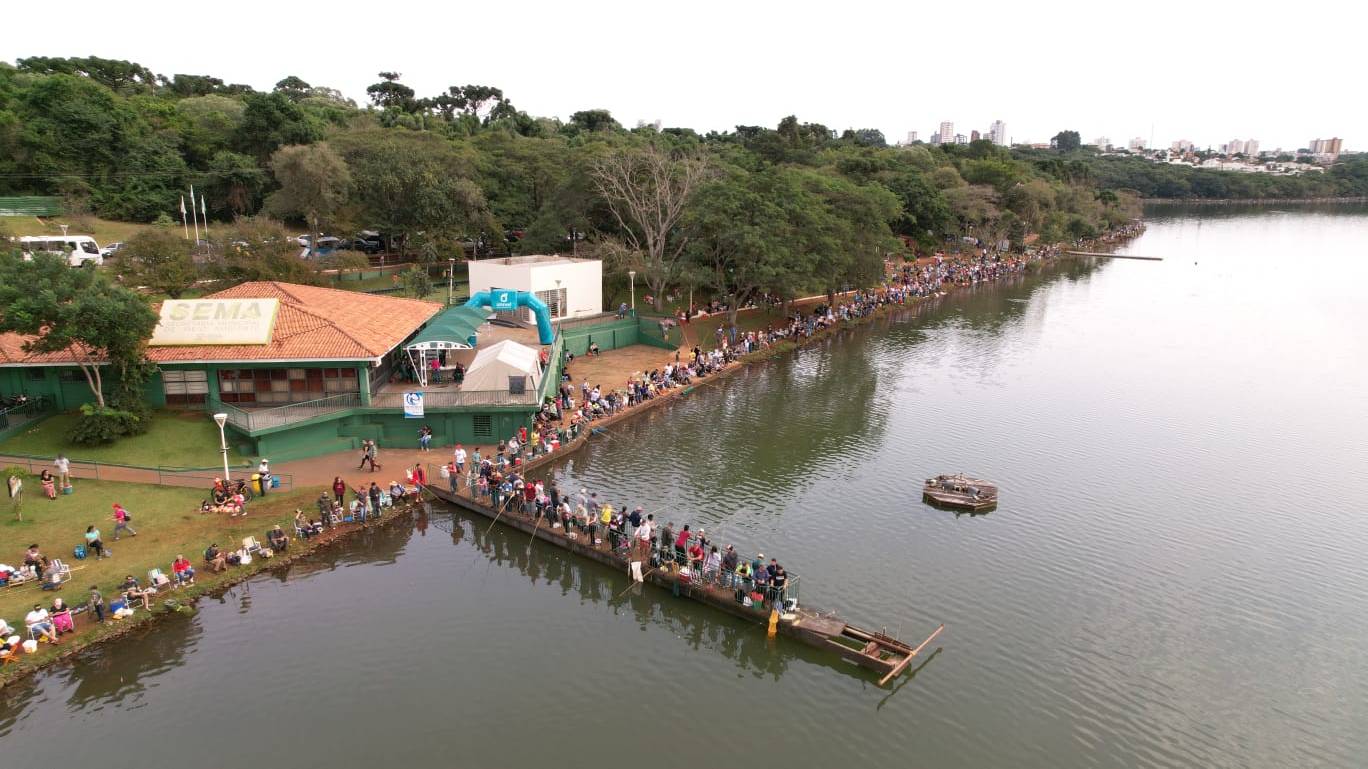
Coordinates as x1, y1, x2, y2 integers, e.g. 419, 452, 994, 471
461, 339, 542, 393
405, 305, 492, 351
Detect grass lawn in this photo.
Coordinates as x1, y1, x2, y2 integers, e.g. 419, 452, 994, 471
0, 477, 321, 677
0, 411, 250, 469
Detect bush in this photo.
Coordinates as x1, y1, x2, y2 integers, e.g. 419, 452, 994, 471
69, 404, 145, 445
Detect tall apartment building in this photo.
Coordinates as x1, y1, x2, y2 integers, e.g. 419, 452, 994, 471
970, 129, 981, 142
1171, 139, 1194, 153
1309, 137, 1343, 155
989, 120, 1007, 146
954, 133, 968, 145
1094, 136, 1111, 150
1128, 137, 1147, 151
938, 121, 954, 145
905, 130, 918, 144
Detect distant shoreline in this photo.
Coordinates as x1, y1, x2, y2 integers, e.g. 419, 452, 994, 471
1140, 196, 1368, 206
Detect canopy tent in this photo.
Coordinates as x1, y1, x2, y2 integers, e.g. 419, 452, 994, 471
404, 305, 492, 386
461, 339, 542, 394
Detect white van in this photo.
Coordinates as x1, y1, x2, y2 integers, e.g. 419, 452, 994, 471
17, 236, 104, 267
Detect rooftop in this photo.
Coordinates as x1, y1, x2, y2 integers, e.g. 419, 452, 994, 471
473, 255, 597, 268
0, 281, 444, 366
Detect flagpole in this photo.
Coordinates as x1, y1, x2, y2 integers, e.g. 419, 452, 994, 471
180, 195, 189, 240
189, 186, 200, 244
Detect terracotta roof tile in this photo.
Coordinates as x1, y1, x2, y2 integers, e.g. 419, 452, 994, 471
0, 281, 443, 365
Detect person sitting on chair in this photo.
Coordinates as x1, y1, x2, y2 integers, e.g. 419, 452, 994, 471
172, 554, 196, 586
268, 524, 289, 553
25, 605, 58, 644
120, 575, 154, 610
204, 544, 227, 573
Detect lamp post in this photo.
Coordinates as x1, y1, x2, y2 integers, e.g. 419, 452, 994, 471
628, 270, 636, 312
554, 279, 563, 323
447, 257, 456, 305
212, 413, 231, 481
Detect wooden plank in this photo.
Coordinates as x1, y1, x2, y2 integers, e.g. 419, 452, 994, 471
878, 624, 945, 686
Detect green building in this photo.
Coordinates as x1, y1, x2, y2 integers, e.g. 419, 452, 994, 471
0, 281, 568, 461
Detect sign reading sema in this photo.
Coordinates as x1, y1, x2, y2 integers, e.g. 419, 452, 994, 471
149, 298, 281, 346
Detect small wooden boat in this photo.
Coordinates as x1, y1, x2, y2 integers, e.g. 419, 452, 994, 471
923, 474, 997, 511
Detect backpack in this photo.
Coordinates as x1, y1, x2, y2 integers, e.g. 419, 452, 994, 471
73, 544, 87, 559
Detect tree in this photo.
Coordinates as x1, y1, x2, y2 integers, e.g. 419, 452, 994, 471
209, 218, 319, 285
1051, 130, 1081, 152
265, 143, 352, 249
684, 166, 816, 326
367, 72, 416, 111
401, 266, 433, 298
589, 142, 711, 311
568, 109, 620, 133
118, 227, 198, 297
0, 252, 158, 409
333, 130, 494, 257
202, 150, 268, 217
235, 92, 321, 161
274, 75, 312, 101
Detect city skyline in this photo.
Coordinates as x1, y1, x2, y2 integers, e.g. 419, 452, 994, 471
4, 1, 1361, 151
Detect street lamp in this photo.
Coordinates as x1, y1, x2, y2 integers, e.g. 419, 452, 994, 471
212, 413, 231, 481
554, 279, 562, 323
447, 257, 456, 305
628, 270, 636, 312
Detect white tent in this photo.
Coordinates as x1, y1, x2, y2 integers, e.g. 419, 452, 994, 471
462, 339, 542, 394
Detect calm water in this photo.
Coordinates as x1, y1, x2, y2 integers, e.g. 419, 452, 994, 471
3, 205, 1366, 768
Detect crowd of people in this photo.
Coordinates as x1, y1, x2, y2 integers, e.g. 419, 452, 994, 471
445, 461, 795, 610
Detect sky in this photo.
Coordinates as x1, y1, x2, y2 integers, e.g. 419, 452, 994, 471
5, 0, 1362, 152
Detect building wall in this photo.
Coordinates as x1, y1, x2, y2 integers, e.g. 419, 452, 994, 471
467, 258, 604, 321
241, 407, 536, 462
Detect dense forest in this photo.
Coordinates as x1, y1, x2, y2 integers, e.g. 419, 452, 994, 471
3, 56, 1151, 310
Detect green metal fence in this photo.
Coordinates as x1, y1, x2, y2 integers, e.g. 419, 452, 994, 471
0, 452, 291, 491
0, 196, 62, 217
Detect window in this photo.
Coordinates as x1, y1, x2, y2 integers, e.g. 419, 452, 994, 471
163, 370, 208, 408
58, 369, 86, 383
473, 414, 493, 437
26, 368, 46, 381
217, 367, 358, 404
507, 375, 527, 394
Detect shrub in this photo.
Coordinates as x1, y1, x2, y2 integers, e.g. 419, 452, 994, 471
69, 404, 145, 445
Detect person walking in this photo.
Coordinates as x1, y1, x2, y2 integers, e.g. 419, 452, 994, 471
87, 585, 105, 623
112, 503, 137, 540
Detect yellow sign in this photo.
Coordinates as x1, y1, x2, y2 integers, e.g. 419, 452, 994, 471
149, 299, 280, 346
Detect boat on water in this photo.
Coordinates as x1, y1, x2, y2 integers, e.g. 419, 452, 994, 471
923, 474, 998, 512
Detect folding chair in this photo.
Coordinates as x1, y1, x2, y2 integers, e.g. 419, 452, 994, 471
49, 559, 73, 585
148, 568, 174, 591
51, 610, 75, 634
242, 537, 263, 556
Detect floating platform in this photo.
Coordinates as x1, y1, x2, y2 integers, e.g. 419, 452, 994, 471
425, 481, 941, 686
923, 474, 998, 512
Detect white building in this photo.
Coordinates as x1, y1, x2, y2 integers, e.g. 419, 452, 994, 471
905, 130, 918, 144
1128, 137, 1147, 151
1171, 139, 1194, 153
989, 120, 1007, 146
938, 121, 954, 144
466, 255, 603, 324
1094, 136, 1111, 150
954, 133, 969, 145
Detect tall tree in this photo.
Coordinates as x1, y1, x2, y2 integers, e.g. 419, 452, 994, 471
265, 142, 352, 249
367, 72, 416, 111
589, 141, 711, 311
1051, 130, 1082, 152
0, 252, 158, 408
117, 227, 198, 298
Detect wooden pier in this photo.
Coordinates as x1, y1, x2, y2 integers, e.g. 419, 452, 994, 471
425, 482, 941, 686
1065, 250, 1163, 261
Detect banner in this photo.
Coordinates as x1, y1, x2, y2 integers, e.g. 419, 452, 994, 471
403, 391, 425, 419
490, 289, 518, 312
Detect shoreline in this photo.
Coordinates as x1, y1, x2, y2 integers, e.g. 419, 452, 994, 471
0, 499, 422, 690
1140, 196, 1368, 206
0, 225, 1145, 690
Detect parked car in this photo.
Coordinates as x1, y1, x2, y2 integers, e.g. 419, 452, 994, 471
100, 241, 125, 258
352, 237, 383, 254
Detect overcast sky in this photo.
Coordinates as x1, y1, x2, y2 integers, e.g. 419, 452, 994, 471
7, 0, 1362, 152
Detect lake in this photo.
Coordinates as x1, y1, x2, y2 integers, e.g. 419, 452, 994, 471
3, 203, 1366, 768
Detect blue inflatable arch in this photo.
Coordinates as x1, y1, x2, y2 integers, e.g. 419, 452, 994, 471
465, 290, 554, 345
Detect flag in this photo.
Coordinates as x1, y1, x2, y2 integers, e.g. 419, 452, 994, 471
180, 195, 186, 217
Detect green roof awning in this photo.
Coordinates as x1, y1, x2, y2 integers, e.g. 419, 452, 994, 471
405, 305, 491, 350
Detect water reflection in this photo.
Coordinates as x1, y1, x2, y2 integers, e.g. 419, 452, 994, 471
432, 506, 906, 687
